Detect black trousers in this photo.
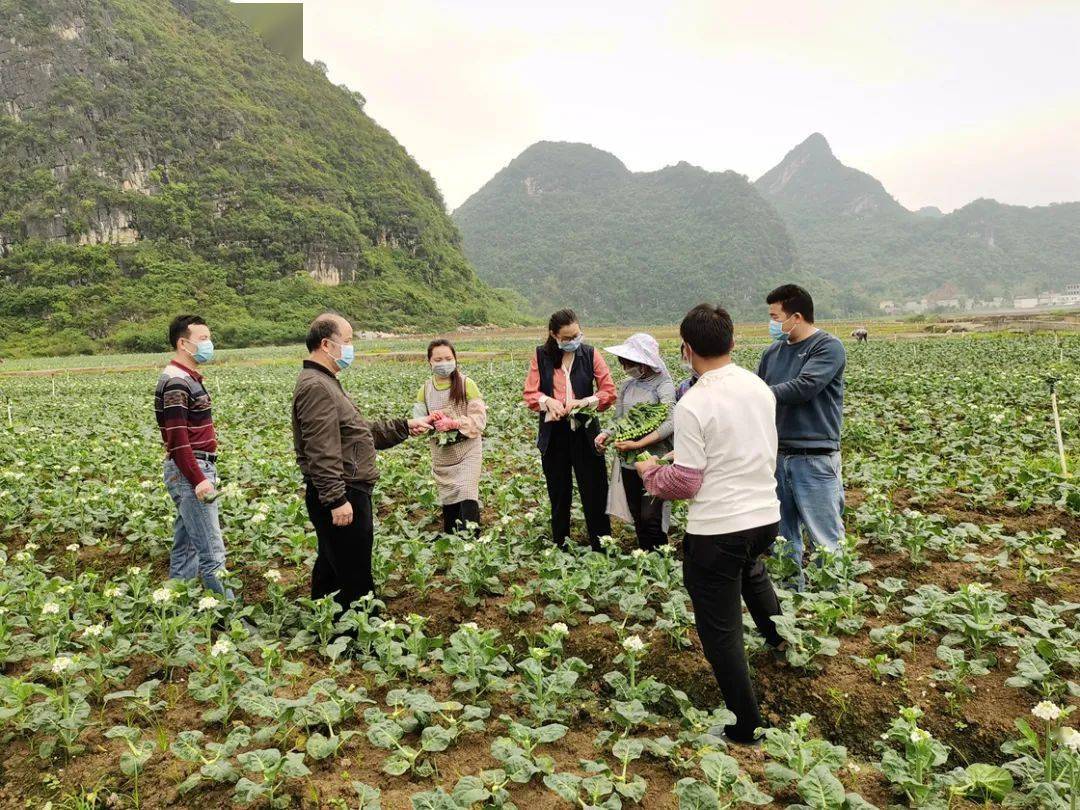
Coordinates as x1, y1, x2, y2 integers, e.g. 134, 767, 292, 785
442, 499, 481, 537
621, 466, 667, 550
541, 422, 611, 548
683, 522, 783, 742
306, 485, 375, 615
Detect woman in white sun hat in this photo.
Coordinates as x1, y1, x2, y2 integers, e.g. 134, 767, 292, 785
595, 333, 676, 550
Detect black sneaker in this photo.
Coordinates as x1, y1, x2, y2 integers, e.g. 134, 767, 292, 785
706, 725, 764, 748
767, 641, 788, 663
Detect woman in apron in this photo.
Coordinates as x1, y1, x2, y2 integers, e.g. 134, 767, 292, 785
413, 339, 487, 536
595, 333, 675, 550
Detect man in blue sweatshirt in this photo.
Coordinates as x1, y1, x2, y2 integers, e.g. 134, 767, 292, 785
757, 284, 846, 590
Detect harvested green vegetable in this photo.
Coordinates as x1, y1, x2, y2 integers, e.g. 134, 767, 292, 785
568, 403, 600, 432
606, 403, 670, 461
435, 430, 463, 447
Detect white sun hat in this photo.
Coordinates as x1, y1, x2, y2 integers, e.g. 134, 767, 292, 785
603, 332, 669, 377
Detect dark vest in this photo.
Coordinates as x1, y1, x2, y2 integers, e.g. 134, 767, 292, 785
535, 344, 599, 453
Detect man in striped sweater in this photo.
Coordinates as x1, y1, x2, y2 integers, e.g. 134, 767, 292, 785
155, 315, 231, 596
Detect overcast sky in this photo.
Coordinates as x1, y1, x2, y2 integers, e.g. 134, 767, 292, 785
240, 0, 1080, 213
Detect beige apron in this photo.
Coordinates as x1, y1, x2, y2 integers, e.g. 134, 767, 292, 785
424, 378, 484, 505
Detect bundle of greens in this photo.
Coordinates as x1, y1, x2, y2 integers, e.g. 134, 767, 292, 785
567, 402, 600, 432
435, 430, 464, 447
606, 403, 670, 462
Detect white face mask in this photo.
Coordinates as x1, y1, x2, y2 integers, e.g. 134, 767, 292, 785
431, 359, 456, 378
680, 344, 694, 372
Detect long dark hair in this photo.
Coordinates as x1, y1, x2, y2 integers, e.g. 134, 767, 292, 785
427, 339, 466, 405
544, 308, 579, 360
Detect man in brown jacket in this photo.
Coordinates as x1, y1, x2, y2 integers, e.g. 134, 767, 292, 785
292, 313, 433, 613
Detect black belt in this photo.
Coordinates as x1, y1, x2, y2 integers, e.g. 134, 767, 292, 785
193, 451, 218, 462
779, 447, 836, 456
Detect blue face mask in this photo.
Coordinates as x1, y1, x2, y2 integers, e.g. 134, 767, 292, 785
329, 340, 355, 370
769, 316, 792, 342
186, 338, 215, 364
557, 335, 583, 353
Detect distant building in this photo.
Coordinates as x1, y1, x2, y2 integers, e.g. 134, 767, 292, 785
1014, 297, 1039, 309
922, 282, 962, 310
1049, 288, 1080, 306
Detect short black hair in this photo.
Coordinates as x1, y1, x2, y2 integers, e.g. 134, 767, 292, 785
766, 284, 815, 323
680, 304, 734, 358
306, 314, 346, 352
168, 315, 206, 350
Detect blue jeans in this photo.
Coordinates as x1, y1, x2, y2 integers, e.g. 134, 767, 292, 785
775, 451, 845, 591
163, 458, 230, 596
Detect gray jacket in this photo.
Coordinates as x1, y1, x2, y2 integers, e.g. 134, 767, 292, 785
607, 372, 676, 467
292, 361, 409, 507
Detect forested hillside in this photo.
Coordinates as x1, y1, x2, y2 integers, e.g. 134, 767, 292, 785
0, 0, 524, 356
453, 141, 831, 323
755, 134, 1080, 302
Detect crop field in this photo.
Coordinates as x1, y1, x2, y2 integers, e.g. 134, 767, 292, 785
0, 333, 1078, 809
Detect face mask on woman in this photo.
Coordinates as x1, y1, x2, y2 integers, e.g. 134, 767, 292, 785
557, 335, 583, 352
623, 364, 645, 380
432, 360, 456, 378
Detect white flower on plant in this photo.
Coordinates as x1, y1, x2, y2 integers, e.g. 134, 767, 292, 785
67, 466, 80, 475
264, 569, 282, 583
25, 542, 39, 552
41, 602, 60, 615
127, 566, 142, 576
151, 587, 173, 605
52, 656, 73, 674
462, 542, 475, 553
622, 635, 646, 653
210, 638, 233, 657
551, 622, 569, 635
1061, 727, 1080, 751
103, 585, 121, 598
461, 622, 479, 631
909, 728, 931, 744
197, 596, 220, 611
631, 548, 646, 559
250, 513, 267, 524
66, 543, 79, 553
82, 623, 105, 638
967, 582, 987, 595
1033, 701, 1062, 722
501, 515, 512, 525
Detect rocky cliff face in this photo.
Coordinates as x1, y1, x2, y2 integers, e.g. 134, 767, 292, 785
0, 0, 523, 355
0, 0, 479, 287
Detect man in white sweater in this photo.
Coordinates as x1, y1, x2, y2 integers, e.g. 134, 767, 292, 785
636, 303, 785, 745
